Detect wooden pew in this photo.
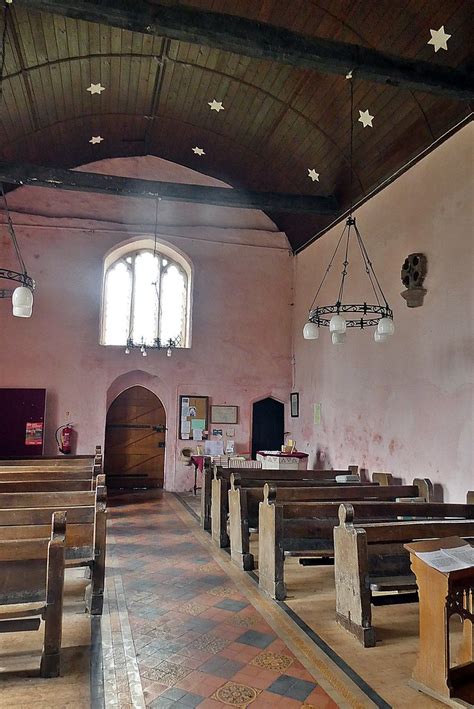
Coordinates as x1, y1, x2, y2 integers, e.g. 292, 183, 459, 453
257, 480, 436, 600
0, 480, 107, 615
199, 459, 358, 533
0, 511, 66, 677
210, 465, 361, 547
334, 502, 474, 647
229, 472, 397, 570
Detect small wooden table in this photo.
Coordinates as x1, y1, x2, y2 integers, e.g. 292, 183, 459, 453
190, 455, 208, 495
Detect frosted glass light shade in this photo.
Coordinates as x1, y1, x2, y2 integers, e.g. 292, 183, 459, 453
377, 317, 395, 336
374, 330, 389, 343
331, 331, 346, 345
303, 321, 319, 339
329, 314, 346, 334
12, 286, 33, 318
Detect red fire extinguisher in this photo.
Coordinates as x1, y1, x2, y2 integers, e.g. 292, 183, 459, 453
56, 423, 74, 454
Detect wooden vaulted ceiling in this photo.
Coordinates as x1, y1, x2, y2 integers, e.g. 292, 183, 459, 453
0, 0, 472, 251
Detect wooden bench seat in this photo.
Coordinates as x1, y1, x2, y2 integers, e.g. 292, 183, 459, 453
0, 482, 106, 615
210, 465, 362, 547
0, 511, 66, 677
230, 475, 432, 570
334, 503, 474, 647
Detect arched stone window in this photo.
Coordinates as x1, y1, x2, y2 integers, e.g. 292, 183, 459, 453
101, 239, 191, 348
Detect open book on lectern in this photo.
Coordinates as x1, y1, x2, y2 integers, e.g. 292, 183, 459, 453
413, 540, 474, 573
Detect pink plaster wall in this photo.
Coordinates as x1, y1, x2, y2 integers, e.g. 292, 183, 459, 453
290, 124, 473, 503
0, 156, 292, 490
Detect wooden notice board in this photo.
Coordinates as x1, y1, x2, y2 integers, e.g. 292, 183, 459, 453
179, 395, 208, 440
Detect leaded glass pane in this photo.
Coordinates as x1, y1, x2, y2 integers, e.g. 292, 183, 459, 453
160, 264, 187, 344
131, 251, 160, 346
103, 261, 132, 345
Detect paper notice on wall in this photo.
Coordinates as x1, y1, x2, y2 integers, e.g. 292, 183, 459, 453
192, 428, 203, 441
191, 418, 205, 431
181, 419, 191, 434
25, 421, 43, 446
204, 440, 224, 456
314, 403, 322, 425
181, 433, 190, 440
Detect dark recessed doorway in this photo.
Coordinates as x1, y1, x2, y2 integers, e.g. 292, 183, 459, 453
251, 397, 284, 459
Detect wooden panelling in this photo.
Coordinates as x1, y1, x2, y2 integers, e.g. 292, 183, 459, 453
0, 1, 471, 249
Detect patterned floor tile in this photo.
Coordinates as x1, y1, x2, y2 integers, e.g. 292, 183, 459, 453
212, 681, 261, 707
251, 651, 294, 672
104, 492, 338, 709
141, 660, 193, 686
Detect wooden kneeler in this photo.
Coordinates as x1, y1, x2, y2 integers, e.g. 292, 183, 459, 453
0, 511, 66, 678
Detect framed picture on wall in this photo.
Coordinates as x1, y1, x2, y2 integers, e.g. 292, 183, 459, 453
179, 395, 209, 440
211, 405, 238, 424
290, 392, 299, 418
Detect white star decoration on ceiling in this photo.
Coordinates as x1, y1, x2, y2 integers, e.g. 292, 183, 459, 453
208, 99, 224, 112
89, 136, 104, 144
358, 109, 374, 128
428, 26, 451, 52
87, 83, 105, 95
308, 169, 320, 182
192, 147, 205, 156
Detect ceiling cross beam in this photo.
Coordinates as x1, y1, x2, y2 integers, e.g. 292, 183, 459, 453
19, 0, 474, 100
0, 162, 338, 214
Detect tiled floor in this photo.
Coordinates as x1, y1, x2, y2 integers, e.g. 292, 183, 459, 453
106, 492, 340, 708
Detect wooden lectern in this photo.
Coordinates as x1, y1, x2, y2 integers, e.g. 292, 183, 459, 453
405, 537, 474, 707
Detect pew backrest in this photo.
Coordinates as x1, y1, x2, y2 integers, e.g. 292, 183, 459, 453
0, 479, 96, 493
0, 510, 66, 604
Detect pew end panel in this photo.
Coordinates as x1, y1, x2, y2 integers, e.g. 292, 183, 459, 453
40, 511, 66, 677
413, 478, 434, 502
258, 484, 286, 601
201, 464, 212, 532
372, 472, 393, 486
86, 482, 107, 615
228, 474, 254, 571
211, 470, 229, 548
333, 504, 376, 648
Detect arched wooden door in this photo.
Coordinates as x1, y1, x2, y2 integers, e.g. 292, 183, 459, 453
104, 386, 166, 489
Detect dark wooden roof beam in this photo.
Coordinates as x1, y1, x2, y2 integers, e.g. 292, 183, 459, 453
19, 0, 474, 100
0, 162, 338, 213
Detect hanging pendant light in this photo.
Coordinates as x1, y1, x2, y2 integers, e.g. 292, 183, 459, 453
0, 7, 35, 317
303, 75, 393, 344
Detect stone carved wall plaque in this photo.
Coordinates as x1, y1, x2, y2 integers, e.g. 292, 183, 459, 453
401, 253, 427, 308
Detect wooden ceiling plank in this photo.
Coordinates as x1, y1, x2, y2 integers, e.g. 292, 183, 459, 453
0, 160, 338, 213
19, 0, 473, 100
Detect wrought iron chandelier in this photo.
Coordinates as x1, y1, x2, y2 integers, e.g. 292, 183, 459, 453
303, 75, 394, 345
125, 335, 181, 358
0, 5, 35, 318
